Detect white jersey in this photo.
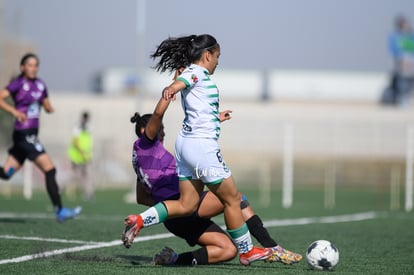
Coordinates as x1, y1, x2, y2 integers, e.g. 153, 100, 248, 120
176, 64, 220, 139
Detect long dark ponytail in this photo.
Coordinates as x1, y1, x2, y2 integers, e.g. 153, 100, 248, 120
130, 112, 152, 137
150, 34, 219, 73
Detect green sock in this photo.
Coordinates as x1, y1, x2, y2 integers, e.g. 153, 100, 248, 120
140, 202, 168, 227
227, 223, 253, 254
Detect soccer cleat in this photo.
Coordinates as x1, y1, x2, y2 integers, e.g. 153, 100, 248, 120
121, 214, 142, 248
239, 246, 272, 266
265, 245, 302, 265
152, 247, 179, 265
56, 206, 82, 223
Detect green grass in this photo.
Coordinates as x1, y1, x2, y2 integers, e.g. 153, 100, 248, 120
0, 186, 413, 274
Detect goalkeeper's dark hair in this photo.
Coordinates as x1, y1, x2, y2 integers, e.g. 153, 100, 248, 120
130, 112, 152, 138
17, 53, 39, 79
20, 52, 39, 66
150, 34, 220, 73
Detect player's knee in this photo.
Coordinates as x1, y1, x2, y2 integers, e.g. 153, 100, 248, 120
181, 205, 197, 216
178, 198, 198, 215
240, 194, 250, 209
221, 243, 237, 261
214, 237, 238, 261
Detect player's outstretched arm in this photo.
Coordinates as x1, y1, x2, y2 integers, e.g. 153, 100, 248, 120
146, 80, 186, 140
162, 80, 185, 101
42, 97, 54, 113
145, 96, 171, 140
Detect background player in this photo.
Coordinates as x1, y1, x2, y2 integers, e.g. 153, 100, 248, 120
0, 53, 81, 222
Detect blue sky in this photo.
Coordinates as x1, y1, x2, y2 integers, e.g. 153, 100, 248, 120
3, 0, 414, 91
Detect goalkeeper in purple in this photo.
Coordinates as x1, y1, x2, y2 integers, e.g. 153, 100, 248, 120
0, 53, 81, 222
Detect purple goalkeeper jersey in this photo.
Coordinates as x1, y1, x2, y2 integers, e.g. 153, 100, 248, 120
132, 133, 179, 203
6, 75, 48, 131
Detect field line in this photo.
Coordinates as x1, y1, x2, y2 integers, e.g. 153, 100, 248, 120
0, 211, 378, 265
263, 211, 378, 227
0, 233, 174, 265
0, 212, 122, 221
0, 235, 102, 244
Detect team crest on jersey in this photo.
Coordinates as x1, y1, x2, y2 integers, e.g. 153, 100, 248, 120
23, 82, 30, 91
31, 91, 42, 99
191, 74, 198, 83
36, 81, 45, 91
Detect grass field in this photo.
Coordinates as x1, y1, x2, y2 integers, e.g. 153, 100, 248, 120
0, 185, 414, 274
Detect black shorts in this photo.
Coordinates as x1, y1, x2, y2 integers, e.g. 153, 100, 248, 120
164, 216, 225, 247
8, 129, 46, 165
163, 191, 227, 246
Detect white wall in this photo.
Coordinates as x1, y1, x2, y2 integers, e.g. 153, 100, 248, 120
101, 68, 389, 103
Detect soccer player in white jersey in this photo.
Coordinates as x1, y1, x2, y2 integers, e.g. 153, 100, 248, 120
122, 34, 272, 265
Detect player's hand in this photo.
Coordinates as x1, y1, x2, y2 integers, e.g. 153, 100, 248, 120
219, 110, 232, 122
12, 110, 27, 122
162, 87, 176, 101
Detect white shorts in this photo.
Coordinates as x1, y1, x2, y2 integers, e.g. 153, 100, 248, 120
175, 135, 231, 185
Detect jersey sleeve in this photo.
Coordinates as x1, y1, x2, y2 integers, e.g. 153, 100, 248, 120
39, 80, 49, 103
5, 78, 21, 95
176, 67, 202, 89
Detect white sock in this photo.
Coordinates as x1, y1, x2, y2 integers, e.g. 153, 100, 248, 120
140, 207, 161, 228
227, 224, 254, 254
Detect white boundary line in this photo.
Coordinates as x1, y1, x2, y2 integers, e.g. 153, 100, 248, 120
263, 211, 378, 227
0, 235, 101, 244
0, 211, 379, 265
0, 212, 122, 221
0, 233, 174, 265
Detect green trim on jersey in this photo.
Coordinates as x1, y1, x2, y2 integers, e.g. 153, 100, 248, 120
205, 84, 217, 89
207, 94, 219, 98
177, 77, 190, 88
205, 178, 223, 185
179, 176, 192, 181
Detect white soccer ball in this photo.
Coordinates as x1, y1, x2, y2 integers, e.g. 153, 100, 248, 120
306, 240, 339, 271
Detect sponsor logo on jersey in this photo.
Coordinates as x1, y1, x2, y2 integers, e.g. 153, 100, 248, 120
36, 81, 45, 91
31, 91, 42, 99
23, 82, 30, 91
182, 123, 192, 132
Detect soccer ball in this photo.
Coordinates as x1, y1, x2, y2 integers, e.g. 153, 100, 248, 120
306, 240, 339, 271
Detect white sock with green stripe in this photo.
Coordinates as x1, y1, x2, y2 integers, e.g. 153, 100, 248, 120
140, 202, 168, 228
227, 223, 253, 254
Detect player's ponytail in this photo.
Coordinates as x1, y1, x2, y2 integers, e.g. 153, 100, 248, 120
130, 112, 152, 138
150, 34, 219, 73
